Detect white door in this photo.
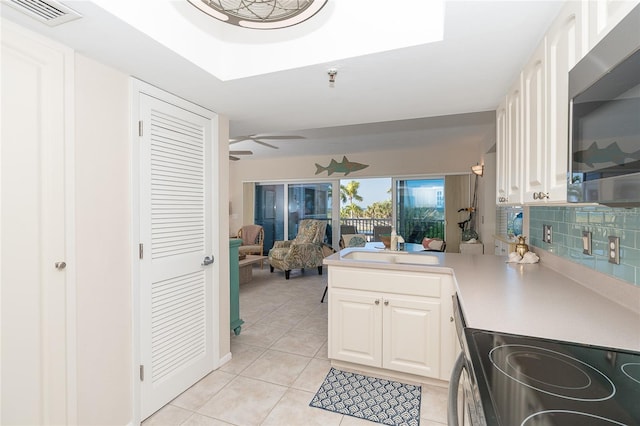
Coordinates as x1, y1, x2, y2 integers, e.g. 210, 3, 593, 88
137, 90, 216, 419
1, 22, 74, 425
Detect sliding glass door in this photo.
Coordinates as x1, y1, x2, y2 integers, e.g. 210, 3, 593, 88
255, 182, 333, 251
254, 184, 285, 254
395, 178, 445, 243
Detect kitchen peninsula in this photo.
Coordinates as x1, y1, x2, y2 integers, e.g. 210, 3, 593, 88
324, 248, 640, 383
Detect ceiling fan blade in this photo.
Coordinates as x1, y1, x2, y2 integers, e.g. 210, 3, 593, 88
253, 135, 305, 140
229, 155, 240, 161
229, 135, 252, 143
229, 150, 253, 155
254, 140, 279, 149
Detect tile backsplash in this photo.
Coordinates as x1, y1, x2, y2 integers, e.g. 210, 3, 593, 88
529, 206, 640, 286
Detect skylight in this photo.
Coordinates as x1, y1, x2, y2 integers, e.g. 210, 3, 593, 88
88, 0, 445, 81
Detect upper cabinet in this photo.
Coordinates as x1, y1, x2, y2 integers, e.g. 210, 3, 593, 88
496, 101, 508, 203
496, 78, 524, 205
545, 1, 588, 202
522, 43, 547, 202
506, 79, 524, 204
588, 0, 640, 49
496, 0, 638, 205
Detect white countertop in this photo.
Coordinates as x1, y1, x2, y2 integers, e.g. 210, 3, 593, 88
325, 249, 640, 352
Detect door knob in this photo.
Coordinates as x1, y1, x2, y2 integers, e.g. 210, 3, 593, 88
54, 261, 66, 270
201, 255, 214, 266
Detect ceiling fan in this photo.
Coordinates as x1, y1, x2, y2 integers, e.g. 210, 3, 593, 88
229, 134, 305, 150
229, 150, 252, 161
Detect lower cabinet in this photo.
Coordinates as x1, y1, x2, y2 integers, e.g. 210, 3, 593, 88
330, 288, 442, 379
327, 265, 456, 381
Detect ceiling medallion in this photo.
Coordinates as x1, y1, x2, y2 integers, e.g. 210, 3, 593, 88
187, 0, 328, 30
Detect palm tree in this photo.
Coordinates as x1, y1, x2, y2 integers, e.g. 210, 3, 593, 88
364, 200, 392, 218
340, 181, 363, 218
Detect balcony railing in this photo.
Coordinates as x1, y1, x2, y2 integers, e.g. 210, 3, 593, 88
340, 218, 445, 243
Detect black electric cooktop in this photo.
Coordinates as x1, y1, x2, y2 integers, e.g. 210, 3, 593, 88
466, 329, 640, 426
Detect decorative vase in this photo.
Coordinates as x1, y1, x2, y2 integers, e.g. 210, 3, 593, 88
516, 236, 529, 257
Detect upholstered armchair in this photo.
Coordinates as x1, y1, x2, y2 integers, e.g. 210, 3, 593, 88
237, 225, 264, 266
268, 219, 327, 280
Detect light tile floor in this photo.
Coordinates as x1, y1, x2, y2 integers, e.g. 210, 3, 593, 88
143, 265, 449, 426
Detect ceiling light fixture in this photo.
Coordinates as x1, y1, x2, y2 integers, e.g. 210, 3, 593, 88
328, 68, 337, 88
471, 164, 484, 177
187, 0, 328, 30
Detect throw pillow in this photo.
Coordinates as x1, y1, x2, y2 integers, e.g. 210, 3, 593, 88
342, 234, 367, 247
422, 238, 444, 251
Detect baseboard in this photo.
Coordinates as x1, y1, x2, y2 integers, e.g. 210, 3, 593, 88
330, 360, 448, 389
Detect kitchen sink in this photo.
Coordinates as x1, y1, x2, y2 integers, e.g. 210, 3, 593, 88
342, 250, 439, 265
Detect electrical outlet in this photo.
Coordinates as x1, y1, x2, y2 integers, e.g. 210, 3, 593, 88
543, 224, 552, 244
582, 231, 592, 255
608, 236, 620, 265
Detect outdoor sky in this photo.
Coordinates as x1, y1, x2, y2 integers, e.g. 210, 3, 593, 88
341, 177, 391, 208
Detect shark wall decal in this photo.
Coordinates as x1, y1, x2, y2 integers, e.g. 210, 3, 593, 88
314, 156, 369, 176
574, 141, 640, 167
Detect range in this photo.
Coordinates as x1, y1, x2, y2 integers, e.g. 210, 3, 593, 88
450, 296, 640, 426
470, 329, 639, 425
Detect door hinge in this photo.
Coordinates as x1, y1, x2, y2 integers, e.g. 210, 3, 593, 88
139, 365, 145, 381
138, 120, 143, 137
139, 243, 144, 259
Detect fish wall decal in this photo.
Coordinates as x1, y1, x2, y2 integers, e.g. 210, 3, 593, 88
315, 156, 369, 176
574, 141, 640, 167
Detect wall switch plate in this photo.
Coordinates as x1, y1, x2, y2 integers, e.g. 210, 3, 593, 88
582, 231, 592, 255
543, 224, 552, 244
608, 236, 620, 264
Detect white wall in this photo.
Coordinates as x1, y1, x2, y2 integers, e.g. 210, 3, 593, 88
229, 131, 495, 243
74, 53, 132, 424
74, 53, 231, 425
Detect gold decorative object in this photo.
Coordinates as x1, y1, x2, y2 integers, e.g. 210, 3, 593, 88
516, 236, 529, 257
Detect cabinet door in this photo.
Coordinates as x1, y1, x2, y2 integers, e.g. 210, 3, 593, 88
382, 296, 441, 378
546, 1, 587, 202
588, 0, 640, 49
522, 43, 547, 202
494, 239, 508, 256
506, 78, 523, 204
1, 22, 73, 425
329, 289, 382, 367
496, 100, 509, 203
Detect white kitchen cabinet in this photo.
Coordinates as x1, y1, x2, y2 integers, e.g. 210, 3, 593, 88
327, 266, 455, 381
522, 42, 547, 203
545, 1, 588, 202
330, 288, 441, 378
505, 78, 524, 205
496, 79, 524, 205
493, 236, 516, 256
496, 0, 592, 205
587, 0, 640, 50
460, 242, 484, 255
496, 100, 509, 204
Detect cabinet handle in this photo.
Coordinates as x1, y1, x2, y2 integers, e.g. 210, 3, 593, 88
534, 191, 549, 200
384, 300, 389, 306
374, 299, 380, 305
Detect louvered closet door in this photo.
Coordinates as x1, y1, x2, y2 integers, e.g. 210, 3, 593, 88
139, 93, 214, 419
